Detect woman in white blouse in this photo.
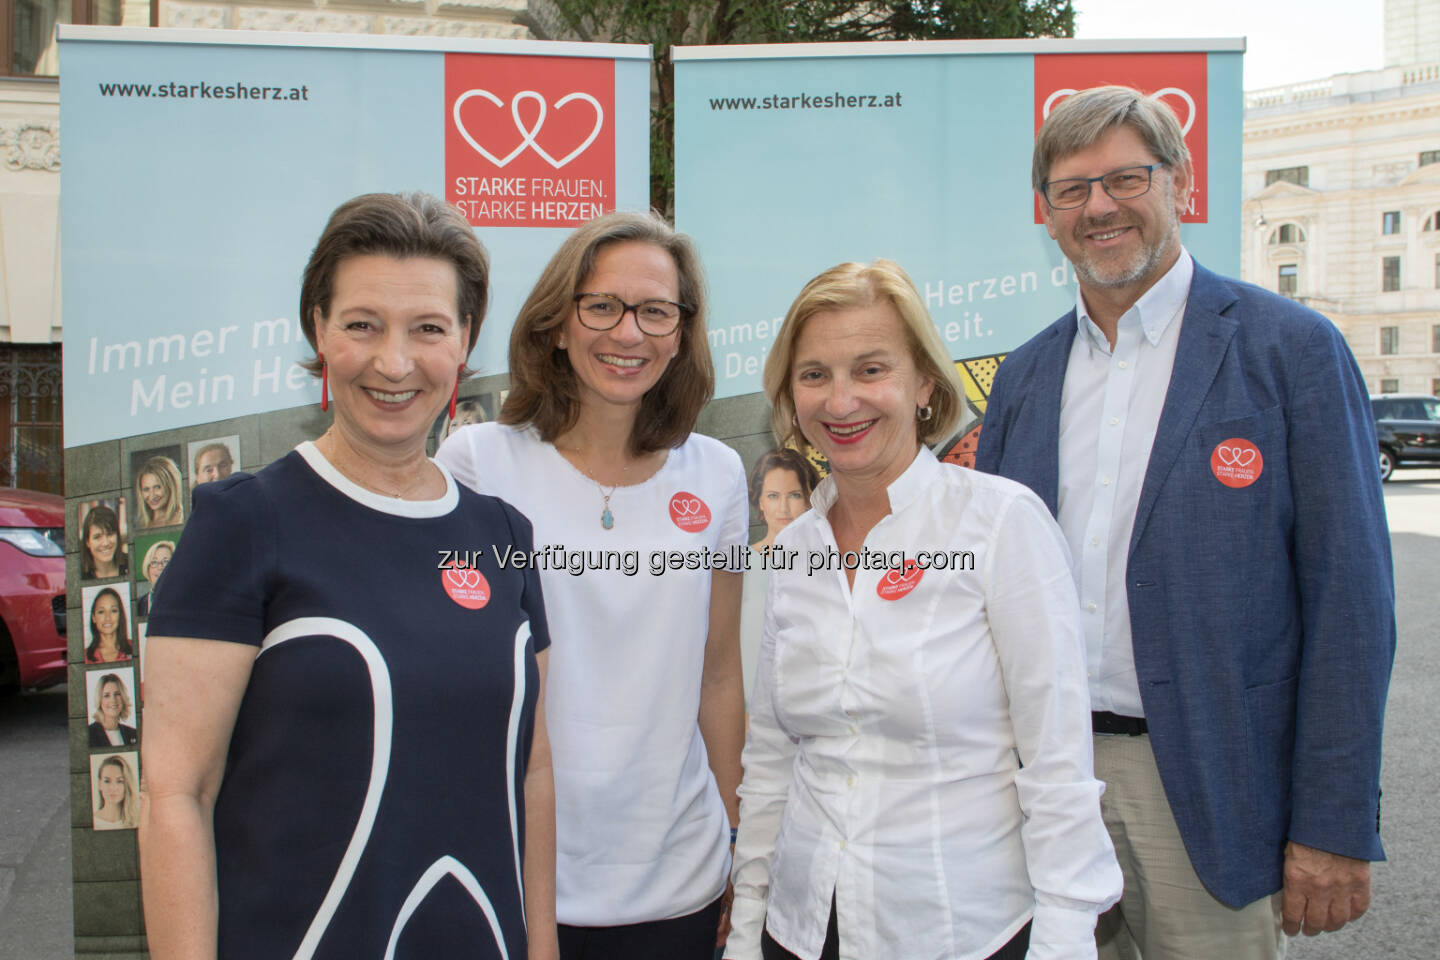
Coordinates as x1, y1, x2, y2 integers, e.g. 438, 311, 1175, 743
725, 260, 1122, 960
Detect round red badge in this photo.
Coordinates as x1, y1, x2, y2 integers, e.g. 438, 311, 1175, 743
668, 492, 711, 532
1210, 437, 1263, 489
442, 564, 491, 610
876, 560, 924, 601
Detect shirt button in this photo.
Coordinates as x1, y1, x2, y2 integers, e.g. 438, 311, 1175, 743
849, 724, 858, 735
1109, 417, 1119, 426
1087, 602, 1098, 612
1101, 476, 1112, 486
839, 840, 847, 851
1118, 360, 1129, 369
847, 776, 856, 788
1090, 536, 1100, 546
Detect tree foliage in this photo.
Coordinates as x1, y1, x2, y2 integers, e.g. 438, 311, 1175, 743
544, 0, 1076, 213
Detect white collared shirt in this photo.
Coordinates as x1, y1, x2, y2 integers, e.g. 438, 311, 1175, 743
727, 448, 1121, 960
1057, 251, 1192, 717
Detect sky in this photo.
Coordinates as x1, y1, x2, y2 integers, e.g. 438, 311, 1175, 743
1073, 0, 1387, 91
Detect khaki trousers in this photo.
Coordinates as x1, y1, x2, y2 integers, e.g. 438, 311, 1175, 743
1093, 733, 1286, 960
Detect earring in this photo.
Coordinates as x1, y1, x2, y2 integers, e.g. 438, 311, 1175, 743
791, 413, 798, 426
557, 335, 567, 349
319, 355, 329, 412
450, 365, 462, 420
916, 404, 933, 422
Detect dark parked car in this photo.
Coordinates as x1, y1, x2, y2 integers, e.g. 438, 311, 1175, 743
0, 488, 66, 691
1371, 394, 1440, 482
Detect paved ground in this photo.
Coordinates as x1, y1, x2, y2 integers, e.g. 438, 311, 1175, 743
1287, 468, 1440, 960
0, 685, 72, 960
1, 471, 1436, 959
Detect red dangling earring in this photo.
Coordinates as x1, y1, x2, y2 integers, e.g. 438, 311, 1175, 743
319, 355, 329, 412
449, 365, 461, 419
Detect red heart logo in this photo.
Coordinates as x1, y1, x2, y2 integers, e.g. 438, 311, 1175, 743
668, 492, 711, 532
1210, 437, 1263, 489
877, 560, 923, 601
441, 564, 490, 610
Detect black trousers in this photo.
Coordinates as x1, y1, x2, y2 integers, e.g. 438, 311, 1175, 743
558, 896, 722, 960
759, 897, 1032, 960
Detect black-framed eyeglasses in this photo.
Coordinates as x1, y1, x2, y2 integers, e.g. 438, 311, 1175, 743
1041, 164, 1161, 210
572, 293, 689, 337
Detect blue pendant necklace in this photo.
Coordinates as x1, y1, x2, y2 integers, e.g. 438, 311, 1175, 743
599, 484, 617, 530
569, 447, 626, 530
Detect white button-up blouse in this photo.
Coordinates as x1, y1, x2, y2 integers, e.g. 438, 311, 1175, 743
726, 448, 1121, 960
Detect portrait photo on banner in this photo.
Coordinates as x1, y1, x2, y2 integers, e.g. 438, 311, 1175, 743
90, 751, 140, 831
130, 445, 186, 531
77, 497, 130, 582
187, 435, 240, 489
86, 667, 139, 749
133, 532, 176, 619
81, 582, 135, 665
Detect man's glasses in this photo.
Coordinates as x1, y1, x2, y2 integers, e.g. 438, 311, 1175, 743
1041, 164, 1161, 210
573, 293, 689, 337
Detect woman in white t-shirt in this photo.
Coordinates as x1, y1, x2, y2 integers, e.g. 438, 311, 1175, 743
438, 211, 746, 960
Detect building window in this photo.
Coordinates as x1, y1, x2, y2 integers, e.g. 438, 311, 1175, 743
1269, 223, 1305, 244
1265, 166, 1309, 187
1435, 252, 1440, 288
1382, 211, 1401, 235
1433, 323, 1440, 354
1380, 326, 1400, 355
0, 345, 62, 494
1428, 213, 1438, 231
2, 0, 133, 76
1422, 150, 1440, 167
1278, 264, 1298, 297
1383, 256, 1402, 292
1432, 378, 1440, 398
1381, 378, 1399, 394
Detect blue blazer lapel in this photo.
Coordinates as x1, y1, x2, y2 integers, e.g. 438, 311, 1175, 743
1129, 264, 1240, 554
1029, 314, 1075, 515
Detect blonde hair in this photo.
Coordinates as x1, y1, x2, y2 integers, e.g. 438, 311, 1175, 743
95, 754, 140, 829
134, 456, 183, 528
90, 673, 132, 724
762, 259, 964, 449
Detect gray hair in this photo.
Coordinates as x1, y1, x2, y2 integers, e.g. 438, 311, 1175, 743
1032, 85, 1191, 193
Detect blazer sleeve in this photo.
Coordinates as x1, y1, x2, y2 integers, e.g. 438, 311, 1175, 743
974, 353, 1016, 476
1284, 318, 1395, 861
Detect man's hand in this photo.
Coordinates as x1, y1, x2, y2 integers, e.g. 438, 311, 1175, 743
1281, 841, 1372, 936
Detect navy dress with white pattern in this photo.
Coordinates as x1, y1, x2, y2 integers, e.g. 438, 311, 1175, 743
148, 443, 549, 959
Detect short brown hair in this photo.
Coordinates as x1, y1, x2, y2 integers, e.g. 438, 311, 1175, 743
747, 447, 820, 508
1032, 85, 1191, 194
298, 192, 489, 376
762, 259, 964, 449
500, 210, 713, 455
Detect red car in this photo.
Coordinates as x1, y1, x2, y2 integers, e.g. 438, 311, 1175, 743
0, 488, 66, 691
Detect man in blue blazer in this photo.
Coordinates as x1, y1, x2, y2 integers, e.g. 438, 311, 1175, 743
976, 86, 1394, 959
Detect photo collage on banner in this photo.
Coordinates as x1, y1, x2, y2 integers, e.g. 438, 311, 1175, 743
59, 26, 652, 845
78, 439, 232, 830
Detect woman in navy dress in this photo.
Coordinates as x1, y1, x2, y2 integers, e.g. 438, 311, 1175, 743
138, 192, 558, 960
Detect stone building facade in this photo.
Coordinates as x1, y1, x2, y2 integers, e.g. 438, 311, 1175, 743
1241, 2, 1440, 398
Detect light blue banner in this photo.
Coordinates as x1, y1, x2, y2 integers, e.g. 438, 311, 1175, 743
674, 44, 1243, 401
60, 31, 650, 447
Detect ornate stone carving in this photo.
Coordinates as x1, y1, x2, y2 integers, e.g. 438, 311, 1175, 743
0, 121, 60, 172
380, 15, 529, 38
1372, 161, 1414, 186
165, 3, 230, 29
233, 9, 377, 32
